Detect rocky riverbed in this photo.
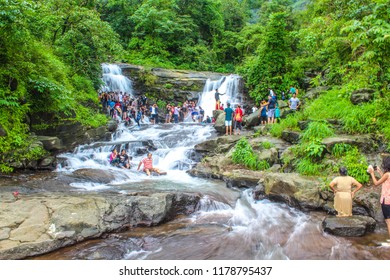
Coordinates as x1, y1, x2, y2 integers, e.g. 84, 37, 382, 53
0, 172, 201, 260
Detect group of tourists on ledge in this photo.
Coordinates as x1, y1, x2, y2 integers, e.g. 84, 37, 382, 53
99, 91, 214, 126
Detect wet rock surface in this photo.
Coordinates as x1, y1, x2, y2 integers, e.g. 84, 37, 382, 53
322, 216, 376, 237
0, 190, 201, 260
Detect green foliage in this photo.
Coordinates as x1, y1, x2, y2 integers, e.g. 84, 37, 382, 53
301, 121, 334, 142
270, 113, 302, 137
339, 147, 369, 183
331, 143, 353, 158
157, 100, 167, 110
261, 141, 274, 149
296, 158, 325, 176
232, 137, 270, 171
303, 139, 326, 159
239, 12, 292, 101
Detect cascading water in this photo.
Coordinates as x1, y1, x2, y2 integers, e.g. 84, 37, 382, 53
198, 75, 242, 120
101, 63, 134, 96
39, 69, 388, 261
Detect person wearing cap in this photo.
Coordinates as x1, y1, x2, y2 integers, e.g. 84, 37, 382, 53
329, 167, 363, 217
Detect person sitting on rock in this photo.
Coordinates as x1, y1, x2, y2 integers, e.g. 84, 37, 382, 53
137, 153, 165, 176
118, 149, 131, 169
109, 148, 120, 166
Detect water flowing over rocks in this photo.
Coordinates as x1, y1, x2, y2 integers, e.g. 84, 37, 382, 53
190, 132, 383, 236
0, 191, 200, 259
120, 63, 241, 101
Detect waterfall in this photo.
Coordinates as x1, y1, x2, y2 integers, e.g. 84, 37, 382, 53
100, 64, 134, 96
197, 74, 242, 120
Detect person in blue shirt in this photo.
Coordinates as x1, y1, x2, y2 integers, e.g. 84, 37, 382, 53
224, 103, 234, 136
258, 100, 268, 125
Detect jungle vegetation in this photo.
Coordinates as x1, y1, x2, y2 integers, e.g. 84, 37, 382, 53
0, 0, 389, 172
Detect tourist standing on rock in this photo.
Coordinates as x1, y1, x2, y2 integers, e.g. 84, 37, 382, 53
266, 95, 276, 124
215, 88, 225, 110
234, 104, 243, 135
259, 100, 268, 125
288, 93, 300, 111
368, 157, 390, 244
224, 103, 234, 136
329, 167, 363, 217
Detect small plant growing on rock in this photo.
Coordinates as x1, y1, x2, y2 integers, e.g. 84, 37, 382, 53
232, 137, 270, 171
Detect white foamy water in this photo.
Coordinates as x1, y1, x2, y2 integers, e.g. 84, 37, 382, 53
198, 74, 242, 120
101, 64, 133, 96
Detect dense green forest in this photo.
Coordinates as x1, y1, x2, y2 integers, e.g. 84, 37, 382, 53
0, 0, 389, 173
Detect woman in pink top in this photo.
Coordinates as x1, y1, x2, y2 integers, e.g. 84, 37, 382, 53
368, 157, 390, 244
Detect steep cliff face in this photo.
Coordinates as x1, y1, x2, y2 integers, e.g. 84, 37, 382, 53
119, 63, 245, 102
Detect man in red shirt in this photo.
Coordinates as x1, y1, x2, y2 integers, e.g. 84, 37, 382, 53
137, 153, 165, 176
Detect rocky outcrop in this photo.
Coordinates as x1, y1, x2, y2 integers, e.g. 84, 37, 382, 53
281, 130, 301, 144
350, 88, 375, 105
243, 110, 260, 128
0, 191, 201, 260
194, 135, 240, 156
303, 86, 330, 100
36, 136, 64, 152
257, 172, 324, 210
214, 111, 227, 134
322, 135, 376, 153
120, 64, 246, 103
0, 124, 7, 137
322, 216, 376, 237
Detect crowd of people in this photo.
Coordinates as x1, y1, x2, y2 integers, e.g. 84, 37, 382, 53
99, 91, 214, 126
100, 87, 390, 246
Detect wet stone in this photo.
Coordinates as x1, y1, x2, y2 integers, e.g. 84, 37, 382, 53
322, 215, 376, 237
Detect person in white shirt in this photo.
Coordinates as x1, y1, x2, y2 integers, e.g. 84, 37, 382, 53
288, 93, 300, 111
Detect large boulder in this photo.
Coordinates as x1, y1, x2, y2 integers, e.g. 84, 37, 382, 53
71, 168, 119, 184
222, 169, 263, 189
214, 111, 227, 134
322, 216, 376, 237
322, 135, 377, 153
258, 172, 325, 210
281, 130, 301, 144
0, 191, 201, 260
243, 110, 260, 128
350, 88, 375, 105
194, 136, 239, 155
36, 136, 64, 152
303, 86, 330, 100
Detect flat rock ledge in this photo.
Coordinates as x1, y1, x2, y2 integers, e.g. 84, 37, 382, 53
322, 216, 376, 237
0, 191, 200, 260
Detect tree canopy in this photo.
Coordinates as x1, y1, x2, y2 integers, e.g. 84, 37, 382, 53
0, 0, 389, 172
